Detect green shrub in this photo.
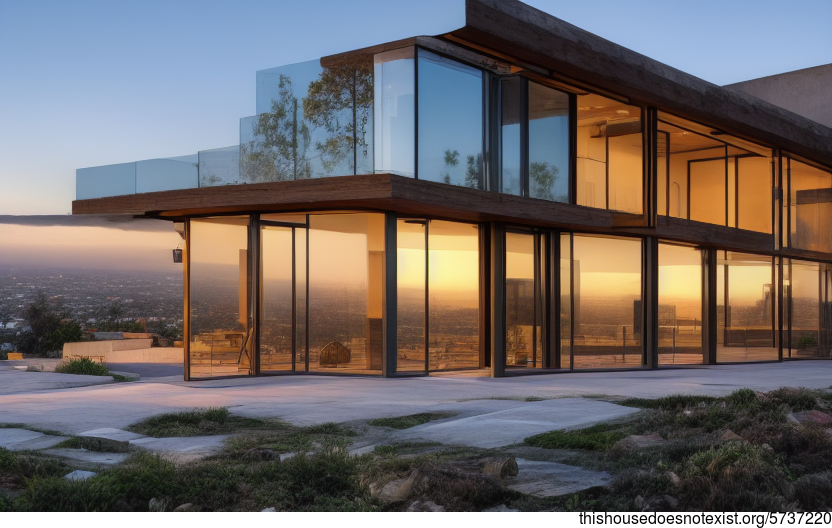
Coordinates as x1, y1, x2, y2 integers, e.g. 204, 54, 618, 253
525, 423, 626, 451
54, 357, 110, 376
127, 407, 270, 438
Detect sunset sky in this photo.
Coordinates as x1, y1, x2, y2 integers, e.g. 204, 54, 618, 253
0, 0, 829, 272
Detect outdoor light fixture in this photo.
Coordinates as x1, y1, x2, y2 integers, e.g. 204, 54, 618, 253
172, 248, 183, 263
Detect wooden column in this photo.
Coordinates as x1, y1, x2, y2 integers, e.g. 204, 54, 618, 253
703, 248, 718, 364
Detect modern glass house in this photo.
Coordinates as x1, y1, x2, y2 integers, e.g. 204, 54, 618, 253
73, 0, 832, 380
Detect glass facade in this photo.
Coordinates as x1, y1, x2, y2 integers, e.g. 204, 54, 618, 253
374, 48, 415, 176
788, 159, 832, 253
418, 50, 484, 188
576, 94, 643, 213
657, 116, 773, 233
79, 38, 832, 379
189, 217, 251, 379
428, 220, 481, 370
717, 251, 777, 363
571, 235, 643, 368
658, 244, 703, 365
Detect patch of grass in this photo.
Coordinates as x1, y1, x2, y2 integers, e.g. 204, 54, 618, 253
110, 374, 131, 382
368, 412, 457, 430
525, 423, 627, 451
54, 357, 110, 377
0, 423, 66, 437
54, 437, 130, 453
620, 394, 722, 410
127, 408, 270, 438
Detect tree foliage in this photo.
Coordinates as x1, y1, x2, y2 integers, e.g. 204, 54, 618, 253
529, 161, 559, 200
16, 291, 82, 356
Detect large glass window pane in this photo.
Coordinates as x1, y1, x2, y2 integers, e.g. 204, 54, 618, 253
658, 116, 773, 232
790, 159, 832, 253
658, 244, 703, 365
428, 220, 480, 370
308, 213, 384, 374
506, 232, 536, 368
189, 217, 250, 378
560, 233, 572, 369
717, 251, 777, 362
374, 48, 415, 176
576, 94, 642, 213
788, 260, 824, 358
397, 219, 426, 373
737, 157, 772, 233
572, 235, 642, 368
528, 83, 570, 202
501, 77, 522, 196
418, 50, 483, 188
260, 226, 295, 372
690, 157, 726, 225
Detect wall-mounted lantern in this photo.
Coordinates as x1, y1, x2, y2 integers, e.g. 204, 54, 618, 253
172, 248, 183, 263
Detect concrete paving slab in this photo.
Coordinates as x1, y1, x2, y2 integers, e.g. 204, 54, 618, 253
0, 370, 113, 396
0, 428, 67, 451
78, 428, 145, 442
43, 448, 130, 465
0, 361, 830, 439
507, 458, 612, 497
392, 398, 639, 448
129, 435, 230, 456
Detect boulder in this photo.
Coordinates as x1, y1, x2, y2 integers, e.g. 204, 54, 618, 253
787, 410, 832, 425
482, 456, 519, 479
173, 503, 195, 512
261, 507, 276, 512
666, 471, 682, 487
64, 470, 96, 481
148, 497, 167, 512
718, 429, 744, 443
373, 473, 417, 503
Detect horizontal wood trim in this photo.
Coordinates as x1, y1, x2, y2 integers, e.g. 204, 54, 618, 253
69, 173, 825, 260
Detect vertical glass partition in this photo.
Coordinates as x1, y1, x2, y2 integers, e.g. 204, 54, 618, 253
189, 217, 251, 378
397, 219, 427, 372
428, 220, 481, 370
505, 232, 537, 368
717, 251, 777, 362
418, 49, 484, 188
658, 244, 703, 365
657, 115, 773, 233
571, 235, 643, 368
528, 82, 570, 202
308, 213, 384, 374
789, 159, 832, 253
501, 77, 523, 196
374, 48, 415, 176
576, 94, 643, 213
242, 56, 374, 183
787, 260, 825, 358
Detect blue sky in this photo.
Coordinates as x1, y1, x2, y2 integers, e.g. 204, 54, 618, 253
1, 0, 830, 216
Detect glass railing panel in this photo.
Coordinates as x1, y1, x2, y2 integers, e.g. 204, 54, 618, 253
136, 155, 198, 194
76, 162, 136, 200
247, 57, 373, 182
374, 47, 415, 177
198, 146, 241, 187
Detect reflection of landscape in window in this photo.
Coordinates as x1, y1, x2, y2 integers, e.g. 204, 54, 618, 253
528, 82, 569, 201
658, 244, 703, 365
717, 252, 777, 362
787, 260, 830, 358
428, 221, 480, 370
571, 235, 642, 368
240, 57, 374, 183
397, 219, 426, 372
189, 218, 250, 378
418, 50, 483, 189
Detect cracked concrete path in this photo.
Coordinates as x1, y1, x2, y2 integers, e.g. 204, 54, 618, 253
0, 361, 830, 440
